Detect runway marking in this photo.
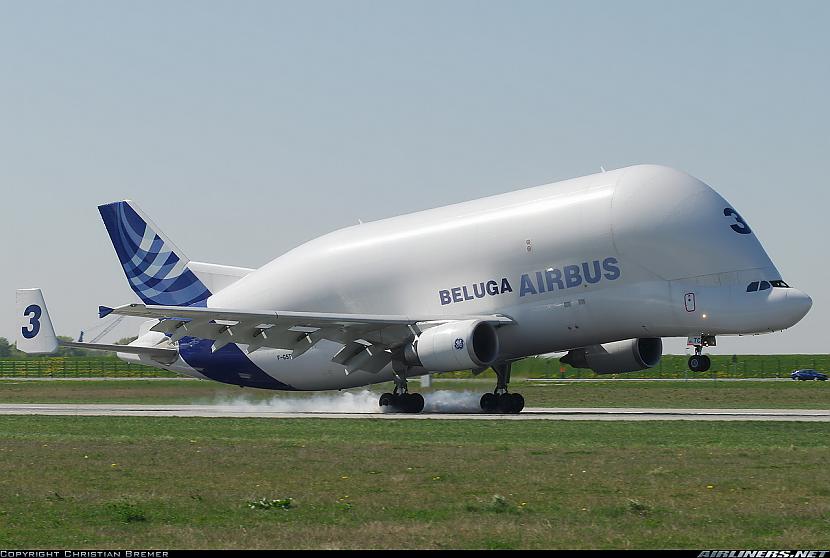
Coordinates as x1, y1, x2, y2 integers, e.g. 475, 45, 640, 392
0, 404, 827, 421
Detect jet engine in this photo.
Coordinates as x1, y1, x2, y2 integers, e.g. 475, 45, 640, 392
560, 338, 662, 375
404, 319, 500, 372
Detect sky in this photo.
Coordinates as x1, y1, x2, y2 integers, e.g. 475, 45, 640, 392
2, 1, 828, 354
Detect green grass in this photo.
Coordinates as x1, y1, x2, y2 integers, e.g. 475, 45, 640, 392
0, 417, 826, 549
489, 354, 830, 379
518, 379, 830, 409
1, 354, 827, 379
0, 356, 175, 378
1, 378, 828, 409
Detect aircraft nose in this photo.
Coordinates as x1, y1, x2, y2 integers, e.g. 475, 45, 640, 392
785, 288, 812, 323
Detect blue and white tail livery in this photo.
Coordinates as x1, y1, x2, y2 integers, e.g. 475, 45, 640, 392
98, 201, 252, 306
98, 200, 212, 306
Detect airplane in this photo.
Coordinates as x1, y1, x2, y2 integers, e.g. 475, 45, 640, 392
16, 164, 812, 413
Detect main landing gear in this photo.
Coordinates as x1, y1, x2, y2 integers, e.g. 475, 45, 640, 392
688, 335, 716, 372
480, 362, 525, 414
379, 375, 424, 413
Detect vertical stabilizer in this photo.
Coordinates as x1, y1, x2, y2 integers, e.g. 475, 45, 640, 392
98, 200, 212, 306
16, 288, 59, 354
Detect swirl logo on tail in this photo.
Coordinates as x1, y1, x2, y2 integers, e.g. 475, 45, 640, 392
98, 201, 212, 306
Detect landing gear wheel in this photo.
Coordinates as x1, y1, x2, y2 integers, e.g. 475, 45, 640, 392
480, 393, 498, 413
496, 393, 524, 414
688, 355, 711, 372
687, 336, 716, 373
379, 392, 423, 413
406, 392, 425, 413
508, 392, 525, 414
480, 392, 524, 414
480, 362, 524, 414
688, 355, 702, 372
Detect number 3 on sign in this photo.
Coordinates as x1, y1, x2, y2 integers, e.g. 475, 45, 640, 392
21, 304, 41, 339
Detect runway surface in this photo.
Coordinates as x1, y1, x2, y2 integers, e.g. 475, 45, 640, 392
0, 376, 794, 382
0, 403, 827, 421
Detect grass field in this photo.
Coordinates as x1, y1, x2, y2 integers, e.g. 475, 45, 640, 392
0, 416, 826, 549
1, 353, 828, 379
0, 357, 175, 378
1, 378, 828, 409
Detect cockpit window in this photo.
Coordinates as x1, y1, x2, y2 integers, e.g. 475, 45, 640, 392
748, 280, 790, 292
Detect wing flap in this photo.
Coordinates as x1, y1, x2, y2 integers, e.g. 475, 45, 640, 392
108, 303, 513, 327
106, 302, 514, 373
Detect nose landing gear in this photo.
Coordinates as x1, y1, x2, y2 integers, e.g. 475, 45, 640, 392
480, 362, 525, 414
687, 335, 716, 372
688, 353, 711, 372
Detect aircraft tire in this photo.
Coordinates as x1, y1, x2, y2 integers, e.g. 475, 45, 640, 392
688, 356, 702, 372
379, 393, 393, 408
480, 393, 498, 413
509, 393, 525, 414
406, 393, 425, 413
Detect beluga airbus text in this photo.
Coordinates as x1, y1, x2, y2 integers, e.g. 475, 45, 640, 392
17, 165, 812, 413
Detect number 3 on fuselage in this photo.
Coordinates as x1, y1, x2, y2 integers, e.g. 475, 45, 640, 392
724, 207, 752, 235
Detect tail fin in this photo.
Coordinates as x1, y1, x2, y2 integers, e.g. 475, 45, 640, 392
98, 201, 213, 306
16, 289, 59, 354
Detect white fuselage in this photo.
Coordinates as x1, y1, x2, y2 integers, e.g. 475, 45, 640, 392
136, 165, 811, 390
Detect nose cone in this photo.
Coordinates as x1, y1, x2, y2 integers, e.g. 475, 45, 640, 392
784, 289, 813, 326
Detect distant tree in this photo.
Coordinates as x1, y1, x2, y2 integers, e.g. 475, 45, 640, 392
115, 336, 138, 345
0, 338, 25, 358
0, 337, 12, 357
56, 336, 90, 357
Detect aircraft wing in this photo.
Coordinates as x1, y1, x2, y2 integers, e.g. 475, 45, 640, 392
102, 302, 514, 373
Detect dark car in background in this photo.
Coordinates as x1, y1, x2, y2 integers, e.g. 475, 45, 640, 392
791, 369, 828, 381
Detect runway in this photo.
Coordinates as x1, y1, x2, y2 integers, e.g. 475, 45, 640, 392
0, 376, 795, 382
0, 403, 827, 421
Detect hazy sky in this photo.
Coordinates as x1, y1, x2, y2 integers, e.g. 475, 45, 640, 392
2, 1, 828, 354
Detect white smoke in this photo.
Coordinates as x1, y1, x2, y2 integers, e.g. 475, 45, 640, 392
204, 389, 483, 414
423, 390, 483, 413
208, 389, 381, 413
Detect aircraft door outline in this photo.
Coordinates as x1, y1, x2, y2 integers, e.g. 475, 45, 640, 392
684, 293, 696, 312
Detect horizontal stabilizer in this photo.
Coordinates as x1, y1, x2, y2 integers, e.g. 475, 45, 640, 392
59, 340, 178, 365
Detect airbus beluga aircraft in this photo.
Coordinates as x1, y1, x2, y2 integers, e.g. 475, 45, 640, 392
17, 165, 811, 413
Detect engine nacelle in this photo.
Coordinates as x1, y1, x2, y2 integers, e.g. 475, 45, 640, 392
405, 319, 500, 372
560, 338, 662, 375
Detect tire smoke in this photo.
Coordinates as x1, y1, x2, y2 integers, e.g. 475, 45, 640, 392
205, 389, 484, 414
422, 390, 483, 413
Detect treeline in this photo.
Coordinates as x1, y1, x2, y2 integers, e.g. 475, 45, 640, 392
0, 336, 138, 358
